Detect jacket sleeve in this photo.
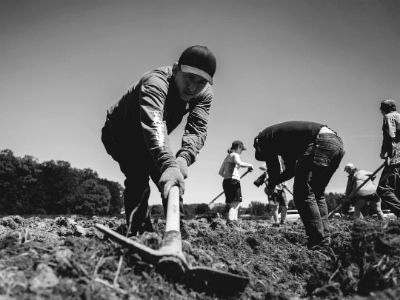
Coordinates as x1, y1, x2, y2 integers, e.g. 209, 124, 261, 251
266, 154, 281, 189
386, 114, 398, 138
345, 175, 353, 196
176, 90, 212, 166
277, 156, 295, 185
381, 115, 395, 157
138, 75, 178, 173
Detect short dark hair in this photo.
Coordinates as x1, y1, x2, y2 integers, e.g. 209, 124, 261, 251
380, 99, 397, 113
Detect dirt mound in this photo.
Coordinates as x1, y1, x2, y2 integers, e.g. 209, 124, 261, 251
0, 215, 399, 299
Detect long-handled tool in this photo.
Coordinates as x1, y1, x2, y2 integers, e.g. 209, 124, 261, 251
327, 161, 386, 218
208, 168, 252, 207
282, 185, 293, 196
95, 186, 249, 295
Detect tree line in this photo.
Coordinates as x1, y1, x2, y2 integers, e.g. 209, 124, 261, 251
0, 149, 123, 215
0, 148, 347, 218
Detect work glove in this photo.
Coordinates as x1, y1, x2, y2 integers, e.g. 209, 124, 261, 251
176, 157, 188, 179
158, 167, 185, 199
248, 166, 254, 172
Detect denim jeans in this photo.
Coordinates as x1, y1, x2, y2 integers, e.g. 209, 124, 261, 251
293, 133, 345, 248
377, 164, 400, 217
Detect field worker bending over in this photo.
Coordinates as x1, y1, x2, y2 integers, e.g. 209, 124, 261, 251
219, 140, 253, 224
101, 45, 216, 236
344, 163, 384, 220
377, 99, 400, 218
254, 121, 345, 250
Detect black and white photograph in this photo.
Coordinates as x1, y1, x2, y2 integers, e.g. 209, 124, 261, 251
1, 0, 400, 299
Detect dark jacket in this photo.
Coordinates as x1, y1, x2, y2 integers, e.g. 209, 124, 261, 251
106, 66, 213, 173
254, 121, 324, 188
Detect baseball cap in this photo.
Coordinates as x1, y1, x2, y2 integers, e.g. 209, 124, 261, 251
178, 45, 216, 84
231, 140, 246, 150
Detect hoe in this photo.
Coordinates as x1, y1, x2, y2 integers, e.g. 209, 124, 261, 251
95, 186, 249, 295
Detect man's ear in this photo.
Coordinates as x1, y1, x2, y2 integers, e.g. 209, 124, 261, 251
172, 63, 179, 75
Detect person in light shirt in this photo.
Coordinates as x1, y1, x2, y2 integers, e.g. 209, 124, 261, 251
219, 140, 253, 224
344, 163, 384, 220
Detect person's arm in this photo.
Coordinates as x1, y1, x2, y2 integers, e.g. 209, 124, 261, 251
363, 171, 376, 182
381, 115, 393, 158
386, 115, 398, 139
138, 73, 178, 173
277, 156, 295, 184
176, 89, 213, 166
231, 153, 253, 168
345, 175, 353, 196
265, 154, 280, 190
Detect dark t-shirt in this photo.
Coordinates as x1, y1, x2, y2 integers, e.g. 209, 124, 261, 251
255, 121, 324, 187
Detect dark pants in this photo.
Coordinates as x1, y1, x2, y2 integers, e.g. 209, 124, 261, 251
101, 118, 161, 235
377, 164, 400, 217
293, 133, 345, 248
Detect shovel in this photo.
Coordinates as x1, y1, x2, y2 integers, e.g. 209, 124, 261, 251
95, 186, 249, 295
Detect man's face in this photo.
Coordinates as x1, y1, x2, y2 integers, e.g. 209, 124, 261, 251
174, 67, 208, 102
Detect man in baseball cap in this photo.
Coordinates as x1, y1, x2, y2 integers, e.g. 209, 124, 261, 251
101, 45, 217, 238
178, 45, 216, 84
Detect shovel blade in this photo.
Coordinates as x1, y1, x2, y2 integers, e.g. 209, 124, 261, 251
185, 266, 249, 295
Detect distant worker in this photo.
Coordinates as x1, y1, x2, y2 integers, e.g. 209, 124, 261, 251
344, 163, 384, 220
254, 121, 345, 250
259, 161, 289, 226
377, 99, 400, 218
101, 45, 217, 236
267, 183, 289, 226
219, 140, 253, 224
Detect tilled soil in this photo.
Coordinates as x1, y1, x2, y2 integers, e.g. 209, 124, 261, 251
0, 215, 399, 299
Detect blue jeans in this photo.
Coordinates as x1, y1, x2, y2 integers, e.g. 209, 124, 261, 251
377, 164, 400, 217
293, 133, 345, 248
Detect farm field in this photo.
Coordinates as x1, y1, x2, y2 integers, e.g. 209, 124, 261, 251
0, 215, 399, 299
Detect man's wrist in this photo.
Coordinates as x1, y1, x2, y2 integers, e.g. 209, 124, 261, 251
176, 152, 191, 166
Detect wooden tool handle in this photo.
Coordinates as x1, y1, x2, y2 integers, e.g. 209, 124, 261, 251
165, 186, 180, 232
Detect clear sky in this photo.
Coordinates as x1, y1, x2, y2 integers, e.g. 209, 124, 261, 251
1, 0, 400, 206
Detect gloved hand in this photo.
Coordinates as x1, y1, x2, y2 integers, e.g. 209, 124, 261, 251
176, 157, 188, 179
248, 165, 254, 172
158, 167, 185, 199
